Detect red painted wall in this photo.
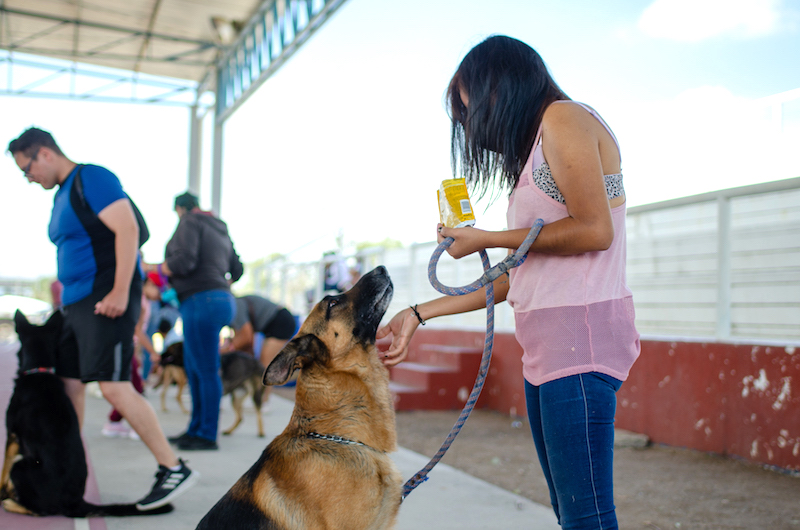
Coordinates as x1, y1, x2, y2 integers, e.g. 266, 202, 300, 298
615, 339, 800, 472
407, 328, 800, 472
407, 328, 529, 416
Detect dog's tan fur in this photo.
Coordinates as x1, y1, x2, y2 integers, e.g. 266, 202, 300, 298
222, 381, 262, 436
197, 266, 401, 530
152, 342, 189, 414
0, 437, 22, 513
159, 364, 188, 414
220, 351, 266, 437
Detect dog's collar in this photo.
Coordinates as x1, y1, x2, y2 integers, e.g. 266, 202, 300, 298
305, 432, 387, 454
21, 367, 55, 376
306, 432, 366, 447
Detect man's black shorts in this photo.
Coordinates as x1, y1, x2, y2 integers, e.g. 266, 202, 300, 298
260, 308, 297, 340
58, 282, 142, 383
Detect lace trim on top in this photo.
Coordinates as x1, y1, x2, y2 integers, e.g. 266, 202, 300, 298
532, 161, 624, 204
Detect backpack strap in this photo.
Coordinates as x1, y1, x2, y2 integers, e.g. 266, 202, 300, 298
72, 164, 88, 208
71, 164, 150, 247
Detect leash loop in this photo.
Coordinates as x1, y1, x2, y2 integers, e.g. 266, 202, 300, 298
401, 219, 543, 500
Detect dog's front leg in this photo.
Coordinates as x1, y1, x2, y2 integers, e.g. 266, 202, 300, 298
160, 371, 171, 412
222, 389, 245, 435
1, 497, 34, 515
0, 435, 20, 499
177, 376, 189, 414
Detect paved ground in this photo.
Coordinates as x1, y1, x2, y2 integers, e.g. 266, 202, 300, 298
87, 384, 559, 530
4, 335, 799, 529
0, 339, 559, 530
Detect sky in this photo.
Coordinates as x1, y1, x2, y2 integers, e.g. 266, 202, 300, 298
1, 0, 799, 281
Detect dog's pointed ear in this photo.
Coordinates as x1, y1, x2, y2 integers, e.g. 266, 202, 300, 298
44, 310, 63, 331
263, 334, 328, 386
14, 310, 31, 331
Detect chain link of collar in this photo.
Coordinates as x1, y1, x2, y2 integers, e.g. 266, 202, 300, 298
306, 432, 365, 446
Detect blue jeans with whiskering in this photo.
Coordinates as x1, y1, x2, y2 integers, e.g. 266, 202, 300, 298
525, 373, 622, 529
179, 289, 235, 442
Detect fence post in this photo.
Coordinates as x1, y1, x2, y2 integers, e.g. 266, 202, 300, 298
279, 262, 288, 307
716, 196, 732, 339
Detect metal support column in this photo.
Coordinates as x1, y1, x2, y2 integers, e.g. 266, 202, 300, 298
211, 119, 224, 216
188, 104, 203, 195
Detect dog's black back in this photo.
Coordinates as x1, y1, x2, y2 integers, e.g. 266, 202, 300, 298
1, 311, 172, 517
221, 350, 263, 395
160, 341, 184, 368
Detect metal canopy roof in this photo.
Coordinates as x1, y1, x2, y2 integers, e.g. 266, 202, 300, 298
1, 0, 348, 113
1, 0, 348, 214
0, 0, 256, 86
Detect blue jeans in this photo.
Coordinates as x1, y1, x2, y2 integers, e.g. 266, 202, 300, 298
525, 373, 622, 530
179, 289, 235, 441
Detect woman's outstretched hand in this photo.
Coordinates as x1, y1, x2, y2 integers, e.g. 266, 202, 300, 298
377, 224, 495, 366
376, 307, 420, 367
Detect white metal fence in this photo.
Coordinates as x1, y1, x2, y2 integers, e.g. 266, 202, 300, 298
627, 177, 800, 342
247, 177, 800, 343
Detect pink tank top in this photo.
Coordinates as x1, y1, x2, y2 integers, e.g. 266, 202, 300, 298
506, 103, 640, 386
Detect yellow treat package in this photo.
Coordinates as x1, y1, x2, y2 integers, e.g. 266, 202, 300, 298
438, 178, 476, 228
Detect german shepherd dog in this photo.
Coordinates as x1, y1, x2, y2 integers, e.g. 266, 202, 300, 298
197, 266, 401, 529
220, 350, 267, 437
0, 310, 172, 517
157, 341, 189, 414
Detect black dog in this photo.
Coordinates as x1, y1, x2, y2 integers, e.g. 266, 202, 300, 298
0, 310, 172, 517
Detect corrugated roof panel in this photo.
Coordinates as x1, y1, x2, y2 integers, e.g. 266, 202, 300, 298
0, 0, 261, 83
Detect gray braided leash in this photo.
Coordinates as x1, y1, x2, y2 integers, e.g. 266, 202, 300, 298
401, 218, 544, 500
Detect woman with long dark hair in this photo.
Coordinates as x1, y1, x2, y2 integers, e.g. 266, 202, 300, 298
378, 35, 640, 528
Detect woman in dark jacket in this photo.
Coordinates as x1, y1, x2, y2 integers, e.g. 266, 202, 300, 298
154, 192, 243, 450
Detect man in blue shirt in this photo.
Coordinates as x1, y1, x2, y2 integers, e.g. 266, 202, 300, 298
8, 127, 196, 511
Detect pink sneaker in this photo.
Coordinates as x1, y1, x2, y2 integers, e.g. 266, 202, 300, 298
102, 421, 130, 438
101, 421, 140, 440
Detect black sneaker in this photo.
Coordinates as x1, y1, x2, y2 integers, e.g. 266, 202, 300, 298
136, 459, 198, 510
177, 435, 219, 451
168, 432, 190, 444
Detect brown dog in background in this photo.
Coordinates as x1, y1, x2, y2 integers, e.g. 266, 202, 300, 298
196, 266, 401, 529
220, 350, 266, 437
156, 343, 266, 438
156, 342, 189, 414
